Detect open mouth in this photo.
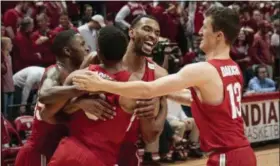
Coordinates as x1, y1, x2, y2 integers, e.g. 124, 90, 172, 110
143, 41, 155, 52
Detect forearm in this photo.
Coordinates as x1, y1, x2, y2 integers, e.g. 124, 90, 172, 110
99, 73, 183, 99
167, 89, 192, 106
255, 87, 276, 92
40, 98, 70, 123
38, 85, 84, 104
140, 97, 167, 143
21, 87, 32, 104
6, 27, 15, 39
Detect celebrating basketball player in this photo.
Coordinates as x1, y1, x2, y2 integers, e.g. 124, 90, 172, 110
73, 7, 257, 166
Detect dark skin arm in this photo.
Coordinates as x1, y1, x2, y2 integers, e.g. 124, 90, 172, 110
38, 67, 85, 104
139, 64, 168, 143
38, 51, 98, 104
39, 68, 76, 123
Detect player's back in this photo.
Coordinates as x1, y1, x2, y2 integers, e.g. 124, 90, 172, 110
190, 59, 250, 152
68, 64, 133, 165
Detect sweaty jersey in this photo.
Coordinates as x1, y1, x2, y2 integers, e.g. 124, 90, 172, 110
68, 64, 132, 166
27, 64, 68, 159
190, 59, 250, 152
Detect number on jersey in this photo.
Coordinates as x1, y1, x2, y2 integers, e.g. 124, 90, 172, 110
226, 82, 242, 119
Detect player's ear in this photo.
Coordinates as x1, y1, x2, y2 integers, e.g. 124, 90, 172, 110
129, 28, 135, 39
63, 46, 71, 57
216, 31, 224, 42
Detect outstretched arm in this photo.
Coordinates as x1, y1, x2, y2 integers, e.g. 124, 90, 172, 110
73, 62, 209, 99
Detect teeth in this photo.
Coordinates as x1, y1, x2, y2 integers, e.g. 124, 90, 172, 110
145, 41, 153, 45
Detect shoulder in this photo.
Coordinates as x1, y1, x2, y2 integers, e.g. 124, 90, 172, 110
265, 78, 275, 83
154, 63, 168, 78
248, 77, 258, 84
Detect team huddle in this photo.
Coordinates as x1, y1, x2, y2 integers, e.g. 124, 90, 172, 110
15, 6, 257, 166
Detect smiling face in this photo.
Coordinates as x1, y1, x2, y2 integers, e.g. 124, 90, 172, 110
129, 17, 160, 57
198, 16, 220, 54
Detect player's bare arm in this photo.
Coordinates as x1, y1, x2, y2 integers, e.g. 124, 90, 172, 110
72, 62, 213, 99
154, 64, 192, 106
38, 67, 84, 104
138, 64, 168, 143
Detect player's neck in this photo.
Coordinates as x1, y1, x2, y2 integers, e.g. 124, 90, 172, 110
206, 44, 231, 61
57, 59, 79, 73
123, 42, 146, 71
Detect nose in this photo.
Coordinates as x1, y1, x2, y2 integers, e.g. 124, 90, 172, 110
198, 28, 203, 36
148, 31, 157, 42
85, 46, 90, 53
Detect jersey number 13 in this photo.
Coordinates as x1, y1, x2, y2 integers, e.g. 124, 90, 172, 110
226, 82, 242, 119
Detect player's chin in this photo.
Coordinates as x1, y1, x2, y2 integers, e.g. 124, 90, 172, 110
141, 49, 153, 57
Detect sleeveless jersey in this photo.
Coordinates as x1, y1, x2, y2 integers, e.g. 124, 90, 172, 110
27, 64, 68, 159
123, 58, 156, 143
68, 64, 132, 166
190, 59, 250, 152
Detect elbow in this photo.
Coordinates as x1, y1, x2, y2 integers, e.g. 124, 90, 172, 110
115, 16, 122, 23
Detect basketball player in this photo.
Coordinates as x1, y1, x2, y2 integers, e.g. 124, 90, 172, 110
48, 25, 137, 166
73, 7, 257, 166
65, 15, 192, 166
15, 30, 115, 166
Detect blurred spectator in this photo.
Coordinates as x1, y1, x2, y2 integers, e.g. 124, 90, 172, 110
246, 65, 276, 94
78, 14, 105, 52
3, 2, 30, 39
31, 13, 56, 67
66, 1, 80, 27
250, 20, 273, 78
13, 66, 45, 115
166, 100, 202, 158
81, 4, 94, 25
13, 17, 41, 73
1, 24, 6, 36
230, 27, 255, 85
271, 19, 280, 78
44, 2, 65, 29
115, 2, 146, 31
1, 37, 15, 118
159, 121, 187, 163
53, 12, 78, 35
248, 9, 262, 33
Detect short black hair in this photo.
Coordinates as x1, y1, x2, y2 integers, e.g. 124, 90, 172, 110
98, 25, 128, 61
52, 30, 77, 58
205, 6, 240, 45
255, 64, 267, 76
84, 4, 92, 10
130, 15, 158, 28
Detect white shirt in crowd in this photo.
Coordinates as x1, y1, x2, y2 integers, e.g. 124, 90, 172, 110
271, 32, 280, 47
167, 99, 188, 122
13, 66, 45, 104
78, 24, 98, 52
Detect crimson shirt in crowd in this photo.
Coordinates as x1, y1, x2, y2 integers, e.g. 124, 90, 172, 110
52, 26, 79, 35
3, 8, 23, 34
44, 2, 63, 29
31, 30, 56, 67
13, 31, 41, 72
250, 32, 272, 65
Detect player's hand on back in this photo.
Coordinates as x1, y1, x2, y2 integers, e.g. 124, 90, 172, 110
134, 98, 157, 119
73, 95, 116, 121
72, 71, 103, 92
